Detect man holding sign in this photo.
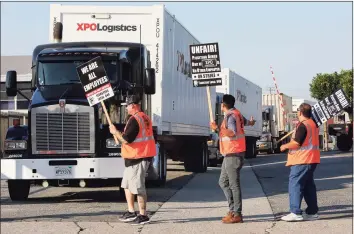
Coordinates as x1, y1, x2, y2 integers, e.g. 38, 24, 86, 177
280, 103, 320, 222
109, 95, 156, 225
210, 94, 255, 224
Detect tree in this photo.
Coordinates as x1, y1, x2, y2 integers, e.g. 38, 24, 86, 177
338, 69, 353, 105
309, 72, 341, 101
309, 69, 353, 110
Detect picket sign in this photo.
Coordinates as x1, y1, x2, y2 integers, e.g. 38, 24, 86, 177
189, 42, 223, 123
76, 56, 119, 144
276, 88, 351, 144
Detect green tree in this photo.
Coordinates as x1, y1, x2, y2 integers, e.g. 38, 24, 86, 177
309, 72, 341, 101
338, 69, 353, 104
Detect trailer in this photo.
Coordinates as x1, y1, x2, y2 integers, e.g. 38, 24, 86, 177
1, 4, 216, 201
257, 93, 294, 153
207, 68, 262, 165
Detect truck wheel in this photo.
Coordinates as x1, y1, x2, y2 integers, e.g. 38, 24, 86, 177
155, 144, 167, 186
8, 180, 30, 201
337, 135, 353, 152
184, 140, 208, 173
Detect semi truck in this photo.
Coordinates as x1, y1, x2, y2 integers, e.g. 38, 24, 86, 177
1, 4, 216, 201
207, 68, 262, 165
256, 93, 294, 154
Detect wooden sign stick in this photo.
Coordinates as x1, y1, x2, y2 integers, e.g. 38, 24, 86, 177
101, 101, 119, 144
206, 86, 214, 122
276, 129, 295, 144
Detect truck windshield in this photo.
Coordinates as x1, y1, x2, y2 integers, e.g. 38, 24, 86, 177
37, 60, 118, 86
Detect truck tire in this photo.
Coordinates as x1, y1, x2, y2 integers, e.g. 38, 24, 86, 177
154, 144, 167, 186
184, 140, 208, 173
337, 135, 353, 152
8, 180, 30, 201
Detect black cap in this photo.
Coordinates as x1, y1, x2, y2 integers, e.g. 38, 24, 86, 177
122, 95, 141, 106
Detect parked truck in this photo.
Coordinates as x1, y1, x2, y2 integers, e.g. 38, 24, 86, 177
207, 68, 262, 165
328, 108, 353, 152
1, 4, 216, 201
257, 93, 294, 154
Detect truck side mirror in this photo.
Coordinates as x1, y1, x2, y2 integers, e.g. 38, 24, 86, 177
6, 70, 17, 97
144, 68, 156, 95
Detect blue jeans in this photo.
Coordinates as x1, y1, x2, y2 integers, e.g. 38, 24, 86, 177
289, 164, 319, 215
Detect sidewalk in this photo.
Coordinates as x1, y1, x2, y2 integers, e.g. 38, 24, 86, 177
1, 161, 350, 234
1, 161, 275, 234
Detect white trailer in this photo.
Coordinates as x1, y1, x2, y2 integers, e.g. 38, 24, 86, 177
1, 4, 216, 200
208, 68, 262, 162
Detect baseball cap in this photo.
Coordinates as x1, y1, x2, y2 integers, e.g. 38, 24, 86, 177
121, 95, 141, 106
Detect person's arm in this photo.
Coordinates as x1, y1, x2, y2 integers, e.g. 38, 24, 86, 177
110, 118, 139, 144
280, 124, 307, 151
243, 115, 256, 126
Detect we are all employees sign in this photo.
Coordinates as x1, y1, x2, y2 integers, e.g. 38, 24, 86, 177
76, 56, 114, 106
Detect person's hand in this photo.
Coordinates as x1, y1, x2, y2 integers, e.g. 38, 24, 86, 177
280, 145, 287, 152
210, 121, 218, 131
248, 116, 256, 126
109, 125, 118, 135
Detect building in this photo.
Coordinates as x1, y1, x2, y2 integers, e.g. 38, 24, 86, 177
1, 55, 32, 113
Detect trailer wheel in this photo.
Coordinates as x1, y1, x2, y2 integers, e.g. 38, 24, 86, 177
184, 140, 208, 173
8, 180, 30, 201
337, 135, 353, 152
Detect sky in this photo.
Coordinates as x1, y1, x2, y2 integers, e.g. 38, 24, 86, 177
1, 1, 352, 101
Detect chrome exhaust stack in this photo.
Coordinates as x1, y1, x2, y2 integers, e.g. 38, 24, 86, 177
53, 22, 63, 43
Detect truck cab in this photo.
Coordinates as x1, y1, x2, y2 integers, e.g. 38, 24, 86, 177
1, 23, 167, 201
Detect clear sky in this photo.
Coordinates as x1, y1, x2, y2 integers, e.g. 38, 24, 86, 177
1, 1, 352, 100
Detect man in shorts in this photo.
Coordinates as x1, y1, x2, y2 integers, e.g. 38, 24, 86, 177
110, 95, 156, 225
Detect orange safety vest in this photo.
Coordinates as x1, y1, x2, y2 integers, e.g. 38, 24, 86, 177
219, 109, 246, 155
286, 119, 320, 166
121, 112, 156, 159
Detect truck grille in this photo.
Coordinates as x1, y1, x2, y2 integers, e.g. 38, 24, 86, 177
34, 112, 92, 153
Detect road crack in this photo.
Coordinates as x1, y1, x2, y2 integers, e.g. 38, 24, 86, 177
265, 222, 276, 234
247, 160, 278, 234
106, 222, 114, 228
74, 222, 85, 234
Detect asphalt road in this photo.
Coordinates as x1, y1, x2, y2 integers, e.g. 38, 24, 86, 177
0, 160, 195, 223
248, 151, 353, 221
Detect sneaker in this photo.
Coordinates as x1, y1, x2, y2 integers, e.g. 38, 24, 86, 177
119, 211, 137, 222
131, 215, 150, 225
303, 213, 319, 221
281, 213, 304, 222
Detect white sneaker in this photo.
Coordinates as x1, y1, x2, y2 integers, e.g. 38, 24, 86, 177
281, 213, 304, 222
302, 213, 319, 221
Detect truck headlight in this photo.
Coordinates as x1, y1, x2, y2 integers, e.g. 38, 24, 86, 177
207, 140, 214, 146
106, 139, 121, 148
4, 140, 27, 150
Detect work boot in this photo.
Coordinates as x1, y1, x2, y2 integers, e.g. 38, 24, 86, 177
222, 213, 243, 224
222, 211, 233, 222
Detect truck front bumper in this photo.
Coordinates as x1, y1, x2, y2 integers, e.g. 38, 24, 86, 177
1, 158, 125, 180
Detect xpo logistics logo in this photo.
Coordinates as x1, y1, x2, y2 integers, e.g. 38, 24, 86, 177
77, 23, 137, 33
